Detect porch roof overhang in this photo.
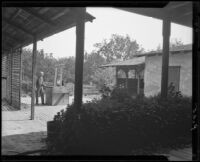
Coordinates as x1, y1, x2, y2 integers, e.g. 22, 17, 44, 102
100, 56, 145, 69
120, 1, 192, 28
135, 44, 192, 57
2, 7, 95, 53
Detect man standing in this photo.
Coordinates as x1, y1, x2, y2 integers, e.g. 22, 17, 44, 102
36, 71, 45, 105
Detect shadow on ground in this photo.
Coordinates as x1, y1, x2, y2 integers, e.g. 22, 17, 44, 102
2, 131, 47, 155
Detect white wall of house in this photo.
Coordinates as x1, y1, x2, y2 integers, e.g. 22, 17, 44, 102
144, 51, 192, 97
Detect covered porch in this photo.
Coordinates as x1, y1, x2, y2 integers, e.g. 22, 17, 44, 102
101, 57, 145, 96
2, 7, 95, 119
120, 1, 192, 98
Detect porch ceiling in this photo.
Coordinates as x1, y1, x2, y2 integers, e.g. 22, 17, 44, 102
120, 1, 192, 27
2, 7, 95, 53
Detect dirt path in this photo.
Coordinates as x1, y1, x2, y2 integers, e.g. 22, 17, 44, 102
2, 95, 101, 155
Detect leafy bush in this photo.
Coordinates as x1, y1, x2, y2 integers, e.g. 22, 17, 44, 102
21, 80, 32, 95
47, 90, 192, 155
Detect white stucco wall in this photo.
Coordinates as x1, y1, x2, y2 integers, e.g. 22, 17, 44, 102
144, 52, 192, 97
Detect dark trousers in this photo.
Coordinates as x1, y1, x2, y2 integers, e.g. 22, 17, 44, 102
36, 88, 44, 104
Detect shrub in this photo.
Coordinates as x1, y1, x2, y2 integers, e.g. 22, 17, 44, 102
47, 90, 192, 155
21, 80, 32, 95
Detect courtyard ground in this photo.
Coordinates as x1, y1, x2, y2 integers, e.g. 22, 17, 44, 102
2, 95, 192, 160
2, 95, 100, 155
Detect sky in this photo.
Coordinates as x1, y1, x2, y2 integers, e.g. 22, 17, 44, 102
24, 7, 192, 59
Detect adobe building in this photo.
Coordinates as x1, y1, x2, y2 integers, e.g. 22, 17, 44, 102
141, 44, 192, 97
102, 44, 192, 97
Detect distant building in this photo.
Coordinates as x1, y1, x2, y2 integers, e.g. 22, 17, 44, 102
101, 44, 192, 97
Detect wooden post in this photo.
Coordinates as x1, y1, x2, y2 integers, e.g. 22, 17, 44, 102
125, 69, 129, 89
116, 67, 118, 87
10, 49, 13, 105
31, 36, 37, 120
161, 18, 171, 98
54, 67, 58, 86
137, 69, 140, 95
19, 47, 22, 109
74, 8, 86, 113
60, 66, 63, 85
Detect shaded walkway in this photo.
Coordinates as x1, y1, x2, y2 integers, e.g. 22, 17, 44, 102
2, 98, 66, 155
2, 95, 100, 155
166, 147, 192, 161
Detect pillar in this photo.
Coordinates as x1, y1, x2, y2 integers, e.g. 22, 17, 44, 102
74, 8, 86, 113
54, 67, 58, 86
60, 66, 63, 85
19, 47, 22, 109
137, 69, 140, 95
161, 18, 171, 98
125, 68, 129, 89
116, 67, 118, 86
31, 36, 37, 120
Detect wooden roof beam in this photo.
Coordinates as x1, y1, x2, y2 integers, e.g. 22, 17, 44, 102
3, 41, 14, 49
19, 7, 56, 27
2, 17, 35, 37
3, 31, 24, 43
166, 2, 191, 10
2, 47, 10, 52
166, 5, 192, 20
51, 8, 70, 20
10, 8, 22, 21
38, 7, 50, 14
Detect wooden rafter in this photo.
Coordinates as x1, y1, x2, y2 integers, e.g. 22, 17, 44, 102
19, 7, 55, 26
2, 17, 34, 37
165, 3, 192, 19
51, 8, 70, 20
2, 31, 24, 43
166, 2, 191, 10
10, 8, 22, 21
3, 41, 14, 49
38, 7, 50, 14
2, 47, 10, 52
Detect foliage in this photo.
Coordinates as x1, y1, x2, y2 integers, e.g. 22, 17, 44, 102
156, 39, 184, 52
57, 56, 75, 83
47, 90, 192, 155
94, 34, 144, 63
21, 80, 32, 95
170, 38, 184, 49
99, 84, 111, 99
110, 87, 132, 102
22, 49, 57, 83
91, 67, 116, 90
83, 52, 106, 84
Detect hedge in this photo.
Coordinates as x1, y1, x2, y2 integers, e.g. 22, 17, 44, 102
46, 88, 192, 155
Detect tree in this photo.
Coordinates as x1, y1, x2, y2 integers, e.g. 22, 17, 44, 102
22, 49, 57, 83
57, 56, 76, 83
170, 38, 184, 49
156, 39, 184, 52
22, 49, 33, 81
83, 51, 106, 84
94, 34, 144, 63
91, 67, 116, 90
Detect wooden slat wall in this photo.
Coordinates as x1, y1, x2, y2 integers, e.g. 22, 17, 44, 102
2, 54, 7, 78
6, 52, 12, 103
11, 49, 21, 109
2, 54, 7, 99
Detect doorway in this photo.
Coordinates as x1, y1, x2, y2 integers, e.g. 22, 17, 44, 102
168, 66, 181, 92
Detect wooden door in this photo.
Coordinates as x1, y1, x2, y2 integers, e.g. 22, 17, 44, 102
168, 66, 180, 92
